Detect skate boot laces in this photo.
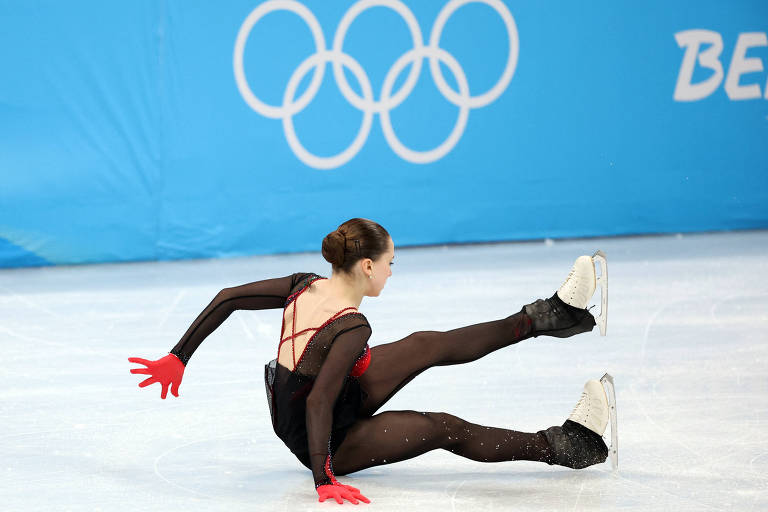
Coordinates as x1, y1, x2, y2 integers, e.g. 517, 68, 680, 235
567, 380, 608, 436
569, 391, 590, 423
557, 255, 596, 309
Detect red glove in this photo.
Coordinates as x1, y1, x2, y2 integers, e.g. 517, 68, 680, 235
128, 354, 185, 399
317, 483, 370, 505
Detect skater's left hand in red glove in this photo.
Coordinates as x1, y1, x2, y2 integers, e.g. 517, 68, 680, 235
128, 354, 185, 399
317, 483, 370, 505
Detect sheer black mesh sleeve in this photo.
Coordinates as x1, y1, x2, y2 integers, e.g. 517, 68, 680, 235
170, 272, 314, 365
305, 322, 372, 487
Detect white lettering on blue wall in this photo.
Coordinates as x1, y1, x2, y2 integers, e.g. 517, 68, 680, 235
674, 30, 767, 101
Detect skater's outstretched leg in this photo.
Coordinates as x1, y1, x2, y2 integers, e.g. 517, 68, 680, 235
358, 253, 606, 416
332, 410, 553, 475
335, 376, 615, 475
358, 311, 532, 415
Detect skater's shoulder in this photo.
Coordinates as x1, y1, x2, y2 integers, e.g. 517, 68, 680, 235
327, 311, 372, 339
338, 308, 371, 332
291, 271, 325, 287
287, 272, 326, 295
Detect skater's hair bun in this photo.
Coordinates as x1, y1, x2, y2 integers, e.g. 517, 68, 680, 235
322, 218, 391, 274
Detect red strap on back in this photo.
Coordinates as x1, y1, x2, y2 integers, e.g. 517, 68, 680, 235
277, 277, 363, 371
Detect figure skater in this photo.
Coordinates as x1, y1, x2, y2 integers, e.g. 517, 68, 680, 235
129, 218, 617, 505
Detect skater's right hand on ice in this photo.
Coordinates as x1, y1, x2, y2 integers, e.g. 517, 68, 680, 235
317, 483, 370, 505
128, 354, 185, 399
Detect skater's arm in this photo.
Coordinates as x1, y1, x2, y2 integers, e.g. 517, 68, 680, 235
169, 272, 314, 365
305, 322, 372, 488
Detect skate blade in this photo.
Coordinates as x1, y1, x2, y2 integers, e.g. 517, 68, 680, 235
600, 373, 618, 471
592, 250, 608, 336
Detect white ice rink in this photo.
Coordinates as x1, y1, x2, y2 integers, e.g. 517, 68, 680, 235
1, 231, 767, 511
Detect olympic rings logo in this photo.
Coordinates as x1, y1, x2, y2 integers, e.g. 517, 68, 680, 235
233, 0, 518, 169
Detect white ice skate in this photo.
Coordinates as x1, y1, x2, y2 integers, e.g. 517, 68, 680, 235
568, 374, 619, 470
556, 250, 608, 335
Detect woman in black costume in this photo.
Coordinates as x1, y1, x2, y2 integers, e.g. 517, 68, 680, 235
129, 218, 614, 505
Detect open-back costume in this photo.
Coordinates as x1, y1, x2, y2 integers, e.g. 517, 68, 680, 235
169, 272, 371, 486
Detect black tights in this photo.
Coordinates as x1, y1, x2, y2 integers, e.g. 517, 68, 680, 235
333, 310, 554, 474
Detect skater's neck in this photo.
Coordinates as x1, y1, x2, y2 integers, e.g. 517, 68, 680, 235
324, 274, 364, 309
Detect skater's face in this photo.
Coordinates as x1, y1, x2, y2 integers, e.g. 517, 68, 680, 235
366, 237, 394, 297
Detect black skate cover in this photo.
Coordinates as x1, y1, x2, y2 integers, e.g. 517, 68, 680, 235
542, 420, 608, 469
524, 293, 596, 338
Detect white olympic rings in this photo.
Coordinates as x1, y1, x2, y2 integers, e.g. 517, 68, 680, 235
233, 0, 518, 169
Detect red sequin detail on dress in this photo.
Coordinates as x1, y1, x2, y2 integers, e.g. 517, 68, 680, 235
349, 345, 371, 377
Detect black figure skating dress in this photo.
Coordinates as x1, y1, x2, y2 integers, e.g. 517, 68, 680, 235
169, 272, 372, 487
265, 273, 372, 472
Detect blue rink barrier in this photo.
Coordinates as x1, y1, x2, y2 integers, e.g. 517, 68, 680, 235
1, 0, 767, 268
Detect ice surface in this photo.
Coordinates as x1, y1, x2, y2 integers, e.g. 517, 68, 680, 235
1, 231, 767, 511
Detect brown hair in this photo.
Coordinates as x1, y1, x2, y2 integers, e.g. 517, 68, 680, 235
321, 218, 391, 274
